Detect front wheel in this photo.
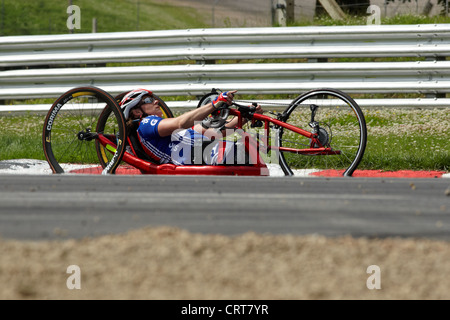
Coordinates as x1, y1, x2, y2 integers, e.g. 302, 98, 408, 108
42, 86, 127, 174
278, 88, 367, 177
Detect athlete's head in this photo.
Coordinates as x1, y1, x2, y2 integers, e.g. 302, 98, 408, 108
121, 89, 162, 120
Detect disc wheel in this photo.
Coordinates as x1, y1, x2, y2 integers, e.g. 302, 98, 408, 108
42, 86, 127, 174
278, 88, 367, 177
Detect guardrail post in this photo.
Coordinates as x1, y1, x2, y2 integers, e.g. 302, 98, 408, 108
422, 0, 433, 16
272, 0, 287, 26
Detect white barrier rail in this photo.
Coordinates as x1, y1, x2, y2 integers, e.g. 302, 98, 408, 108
1, 24, 449, 110
0, 60, 449, 99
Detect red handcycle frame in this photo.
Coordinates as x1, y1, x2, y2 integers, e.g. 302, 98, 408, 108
94, 105, 336, 176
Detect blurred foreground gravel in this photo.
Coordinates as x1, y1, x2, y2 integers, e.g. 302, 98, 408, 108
1, 226, 449, 299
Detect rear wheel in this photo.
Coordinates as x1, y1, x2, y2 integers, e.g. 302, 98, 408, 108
42, 86, 126, 174
278, 88, 367, 177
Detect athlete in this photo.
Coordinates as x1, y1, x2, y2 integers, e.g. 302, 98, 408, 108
120, 89, 263, 165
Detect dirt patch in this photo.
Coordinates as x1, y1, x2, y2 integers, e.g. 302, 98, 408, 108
1, 226, 449, 299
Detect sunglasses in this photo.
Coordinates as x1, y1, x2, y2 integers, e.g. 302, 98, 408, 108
141, 96, 155, 105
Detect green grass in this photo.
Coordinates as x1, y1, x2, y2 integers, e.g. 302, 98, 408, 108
290, 13, 450, 27
0, 0, 208, 36
362, 134, 449, 171
0, 113, 45, 160
1, 108, 448, 172
359, 107, 449, 171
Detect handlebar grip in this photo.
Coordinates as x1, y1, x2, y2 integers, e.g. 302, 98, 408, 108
232, 101, 257, 112
250, 103, 263, 127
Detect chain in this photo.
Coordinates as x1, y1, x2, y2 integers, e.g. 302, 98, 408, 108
234, 99, 291, 107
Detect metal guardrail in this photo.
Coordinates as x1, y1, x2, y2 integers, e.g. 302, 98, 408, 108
2, 24, 450, 65
1, 24, 450, 110
1, 61, 450, 99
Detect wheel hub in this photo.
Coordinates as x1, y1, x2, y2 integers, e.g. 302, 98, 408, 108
310, 126, 330, 147
77, 128, 96, 141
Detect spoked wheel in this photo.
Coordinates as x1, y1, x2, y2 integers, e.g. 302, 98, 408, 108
42, 86, 127, 174
278, 88, 367, 177
96, 91, 175, 168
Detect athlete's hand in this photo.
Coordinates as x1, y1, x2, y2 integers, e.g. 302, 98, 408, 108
212, 90, 237, 109
254, 104, 263, 114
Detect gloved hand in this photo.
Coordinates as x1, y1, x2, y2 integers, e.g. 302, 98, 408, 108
212, 90, 236, 109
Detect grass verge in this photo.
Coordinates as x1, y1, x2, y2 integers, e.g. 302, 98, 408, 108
0, 107, 448, 172
0, 0, 208, 36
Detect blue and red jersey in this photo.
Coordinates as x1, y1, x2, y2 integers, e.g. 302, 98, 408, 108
136, 115, 232, 165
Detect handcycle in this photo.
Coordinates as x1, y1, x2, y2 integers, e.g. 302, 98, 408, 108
42, 86, 367, 177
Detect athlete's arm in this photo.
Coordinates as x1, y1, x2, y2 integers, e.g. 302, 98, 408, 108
157, 90, 236, 137
193, 103, 263, 138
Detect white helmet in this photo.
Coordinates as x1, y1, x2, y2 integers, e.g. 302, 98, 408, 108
120, 89, 153, 120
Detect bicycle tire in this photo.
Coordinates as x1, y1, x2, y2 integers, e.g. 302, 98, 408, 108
43, 86, 127, 174
277, 88, 367, 177
95, 91, 174, 168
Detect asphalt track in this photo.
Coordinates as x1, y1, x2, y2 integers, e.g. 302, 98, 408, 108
0, 173, 449, 241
